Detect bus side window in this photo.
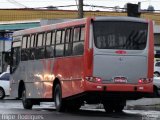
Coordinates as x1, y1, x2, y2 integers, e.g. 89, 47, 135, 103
46, 31, 54, 58
35, 33, 45, 59
12, 47, 20, 73
30, 34, 35, 60
27, 36, 31, 48
21, 36, 28, 61
55, 30, 64, 57
65, 28, 72, 56
72, 26, 84, 55
26, 35, 31, 60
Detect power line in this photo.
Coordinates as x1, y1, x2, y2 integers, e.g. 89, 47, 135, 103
6, 0, 28, 8
0, 2, 160, 12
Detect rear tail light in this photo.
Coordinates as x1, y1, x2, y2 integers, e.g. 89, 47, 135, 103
115, 50, 127, 54
85, 76, 102, 83
138, 78, 153, 84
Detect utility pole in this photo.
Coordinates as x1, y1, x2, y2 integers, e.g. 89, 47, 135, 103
78, 0, 83, 18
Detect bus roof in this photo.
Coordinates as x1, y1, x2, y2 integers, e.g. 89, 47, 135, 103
13, 18, 87, 37
13, 16, 149, 37
94, 16, 149, 23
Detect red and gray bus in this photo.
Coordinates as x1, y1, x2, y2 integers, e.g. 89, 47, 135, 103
10, 16, 154, 112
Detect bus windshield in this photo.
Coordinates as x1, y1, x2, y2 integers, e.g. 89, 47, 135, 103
93, 21, 148, 50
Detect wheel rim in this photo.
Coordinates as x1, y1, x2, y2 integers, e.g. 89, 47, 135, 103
55, 90, 60, 107
0, 89, 4, 98
22, 90, 26, 105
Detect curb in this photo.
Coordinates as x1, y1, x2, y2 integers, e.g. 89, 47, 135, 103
126, 105, 160, 111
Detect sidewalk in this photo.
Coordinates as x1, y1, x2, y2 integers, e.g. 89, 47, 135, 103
126, 98, 160, 111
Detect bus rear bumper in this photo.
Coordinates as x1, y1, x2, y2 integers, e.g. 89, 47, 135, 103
84, 82, 153, 94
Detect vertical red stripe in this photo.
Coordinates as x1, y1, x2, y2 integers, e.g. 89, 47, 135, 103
84, 17, 94, 77
148, 20, 154, 78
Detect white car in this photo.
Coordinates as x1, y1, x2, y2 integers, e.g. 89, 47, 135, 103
153, 77, 160, 97
154, 61, 160, 77
0, 72, 10, 99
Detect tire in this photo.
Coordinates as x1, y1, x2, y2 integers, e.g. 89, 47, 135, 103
103, 103, 114, 113
54, 84, 66, 112
103, 101, 125, 113
114, 104, 124, 113
153, 87, 159, 97
22, 87, 33, 109
0, 87, 5, 99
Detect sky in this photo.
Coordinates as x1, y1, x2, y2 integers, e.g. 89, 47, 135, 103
0, 0, 159, 11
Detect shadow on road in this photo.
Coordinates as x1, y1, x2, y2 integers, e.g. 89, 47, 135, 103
39, 107, 141, 120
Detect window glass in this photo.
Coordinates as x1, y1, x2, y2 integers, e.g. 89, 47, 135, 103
37, 34, 43, 47
12, 47, 20, 72
65, 43, 72, 56
35, 47, 45, 59
80, 27, 85, 41
52, 31, 55, 45
65, 28, 73, 56
46, 32, 51, 46
30, 48, 35, 60
27, 36, 30, 48
0, 73, 10, 81
30, 35, 35, 48
73, 42, 84, 55
12, 41, 21, 47
46, 46, 54, 58
93, 21, 148, 50
56, 31, 61, 44
61, 30, 65, 43
22, 37, 27, 48
21, 49, 29, 61
155, 62, 160, 67
66, 29, 71, 43
55, 45, 64, 57
13, 36, 22, 42
73, 28, 80, 42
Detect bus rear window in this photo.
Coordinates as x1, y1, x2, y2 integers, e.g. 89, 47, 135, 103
93, 21, 148, 50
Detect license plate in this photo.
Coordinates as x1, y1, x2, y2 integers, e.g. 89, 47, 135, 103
113, 77, 127, 83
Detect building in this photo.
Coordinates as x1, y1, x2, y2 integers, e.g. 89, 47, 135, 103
0, 20, 40, 72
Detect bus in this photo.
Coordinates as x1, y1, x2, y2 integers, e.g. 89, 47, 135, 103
10, 16, 154, 112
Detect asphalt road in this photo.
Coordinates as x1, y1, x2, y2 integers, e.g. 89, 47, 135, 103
0, 99, 158, 120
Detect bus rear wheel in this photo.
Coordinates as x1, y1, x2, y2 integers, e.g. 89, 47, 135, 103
114, 104, 124, 113
103, 103, 114, 113
103, 101, 125, 113
54, 84, 66, 112
22, 88, 33, 109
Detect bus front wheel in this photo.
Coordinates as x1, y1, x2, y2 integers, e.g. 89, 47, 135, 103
54, 84, 66, 112
22, 88, 33, 109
